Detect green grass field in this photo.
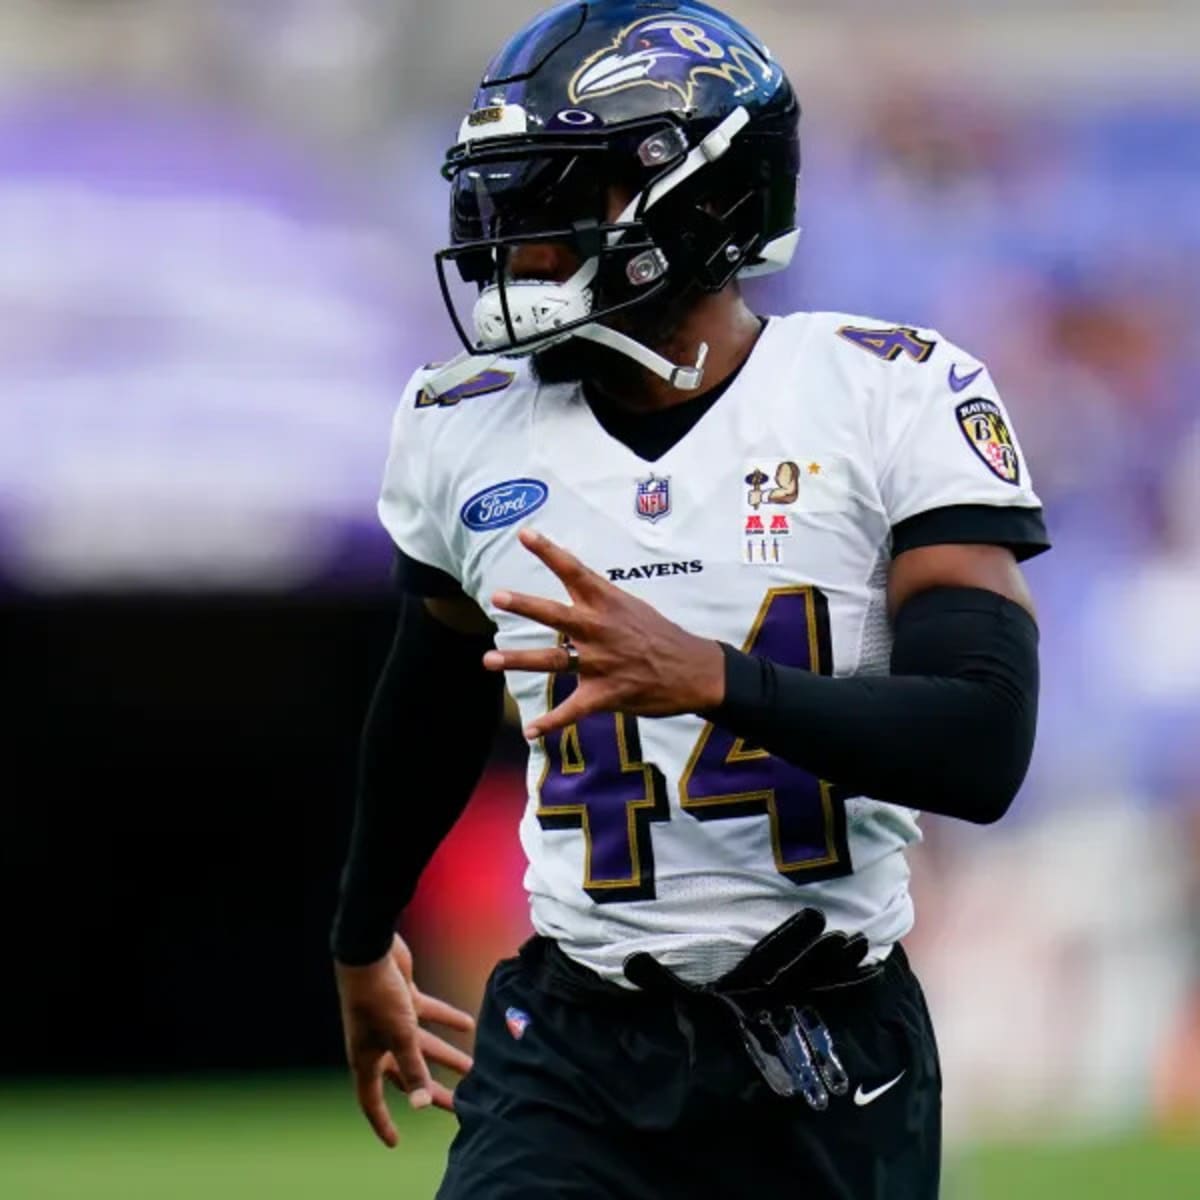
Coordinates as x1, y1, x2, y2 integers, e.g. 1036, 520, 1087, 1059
0, 1076, 1196, 1199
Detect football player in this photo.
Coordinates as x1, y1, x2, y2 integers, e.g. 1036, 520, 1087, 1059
332, 3, 1050, 1197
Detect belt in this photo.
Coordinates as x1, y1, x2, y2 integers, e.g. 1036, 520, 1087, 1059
521, 908, 891, 1111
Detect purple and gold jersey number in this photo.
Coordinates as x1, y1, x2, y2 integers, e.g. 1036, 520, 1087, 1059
536, 587, 851, 902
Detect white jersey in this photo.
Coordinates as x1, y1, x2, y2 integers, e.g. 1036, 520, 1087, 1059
380, 312, 1043, 985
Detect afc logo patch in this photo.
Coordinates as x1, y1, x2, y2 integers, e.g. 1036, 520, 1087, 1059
956, 398, 1021, 486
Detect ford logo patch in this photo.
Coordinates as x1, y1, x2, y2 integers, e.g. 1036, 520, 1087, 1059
461, 478, 549, 532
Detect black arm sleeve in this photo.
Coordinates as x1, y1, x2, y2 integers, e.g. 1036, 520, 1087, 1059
709, 587, 1038, 824
392, 548, 462, 598
330, 596, 503, 965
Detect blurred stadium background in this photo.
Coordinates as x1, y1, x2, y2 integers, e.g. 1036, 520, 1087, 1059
1, 0, 1198, 1196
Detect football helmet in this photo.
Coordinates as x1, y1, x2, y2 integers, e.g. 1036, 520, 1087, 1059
424, 1, 801, 398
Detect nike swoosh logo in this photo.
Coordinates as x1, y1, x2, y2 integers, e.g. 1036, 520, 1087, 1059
948, 364, 984, 393
853, 1072, 906, 1107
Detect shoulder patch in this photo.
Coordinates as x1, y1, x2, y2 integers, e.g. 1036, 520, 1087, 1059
956, 398, 1020, 485
836, 325, 936, 364
416, 367, 515, 409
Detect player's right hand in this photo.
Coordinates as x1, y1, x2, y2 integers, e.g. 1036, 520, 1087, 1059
335, 934, 476, 1147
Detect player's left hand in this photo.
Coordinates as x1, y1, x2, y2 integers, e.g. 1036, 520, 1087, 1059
483, 528, 726, 738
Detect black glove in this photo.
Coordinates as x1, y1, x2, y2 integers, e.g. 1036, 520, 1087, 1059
623, 909, 879, 1110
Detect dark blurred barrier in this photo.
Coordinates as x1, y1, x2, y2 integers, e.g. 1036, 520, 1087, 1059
0, 597, 522, 1075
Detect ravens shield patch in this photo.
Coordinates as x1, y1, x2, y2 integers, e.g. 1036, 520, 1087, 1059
955, 398, 1020, 486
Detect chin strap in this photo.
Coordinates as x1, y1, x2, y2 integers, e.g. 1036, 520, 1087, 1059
420, 332, 710, 400
573, 325, 710, 391
421, 332, 709, 399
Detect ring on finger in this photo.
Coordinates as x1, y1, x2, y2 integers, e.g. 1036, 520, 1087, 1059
562, 641, 582, 675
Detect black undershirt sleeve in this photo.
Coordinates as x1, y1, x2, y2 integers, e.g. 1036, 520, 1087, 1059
391, 549, 462, 598
330, 596, 503, 965
710, 587, 1039, 825
891, 504, 1051, 563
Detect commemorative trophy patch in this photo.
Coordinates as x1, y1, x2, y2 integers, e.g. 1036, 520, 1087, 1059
742, 461, 800, 564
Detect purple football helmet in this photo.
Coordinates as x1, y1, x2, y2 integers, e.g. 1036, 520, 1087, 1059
425, 1, 801, 398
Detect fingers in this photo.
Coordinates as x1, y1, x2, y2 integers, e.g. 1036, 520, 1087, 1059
525, 688, 593, 740
353, 1062, 398, 1148
483, 645, 569, 674
415, 992, 477, 1033
419, 1028, 474, 1076
492, 530, 606, 636
384, 1037, 472, 1083
517, 528, 597, 594
388, 1029, 436, 1112
492, 589, 576, 632
384, 1056, 461, 1115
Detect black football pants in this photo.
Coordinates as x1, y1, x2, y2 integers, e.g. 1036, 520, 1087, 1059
436, 937, 941, 1200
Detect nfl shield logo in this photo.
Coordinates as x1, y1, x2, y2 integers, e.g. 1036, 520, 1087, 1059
505, 1007, 531, 1040
635, 474, 671, 523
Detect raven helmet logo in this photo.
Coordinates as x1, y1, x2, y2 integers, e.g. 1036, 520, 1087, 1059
568, 16, 777, 110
